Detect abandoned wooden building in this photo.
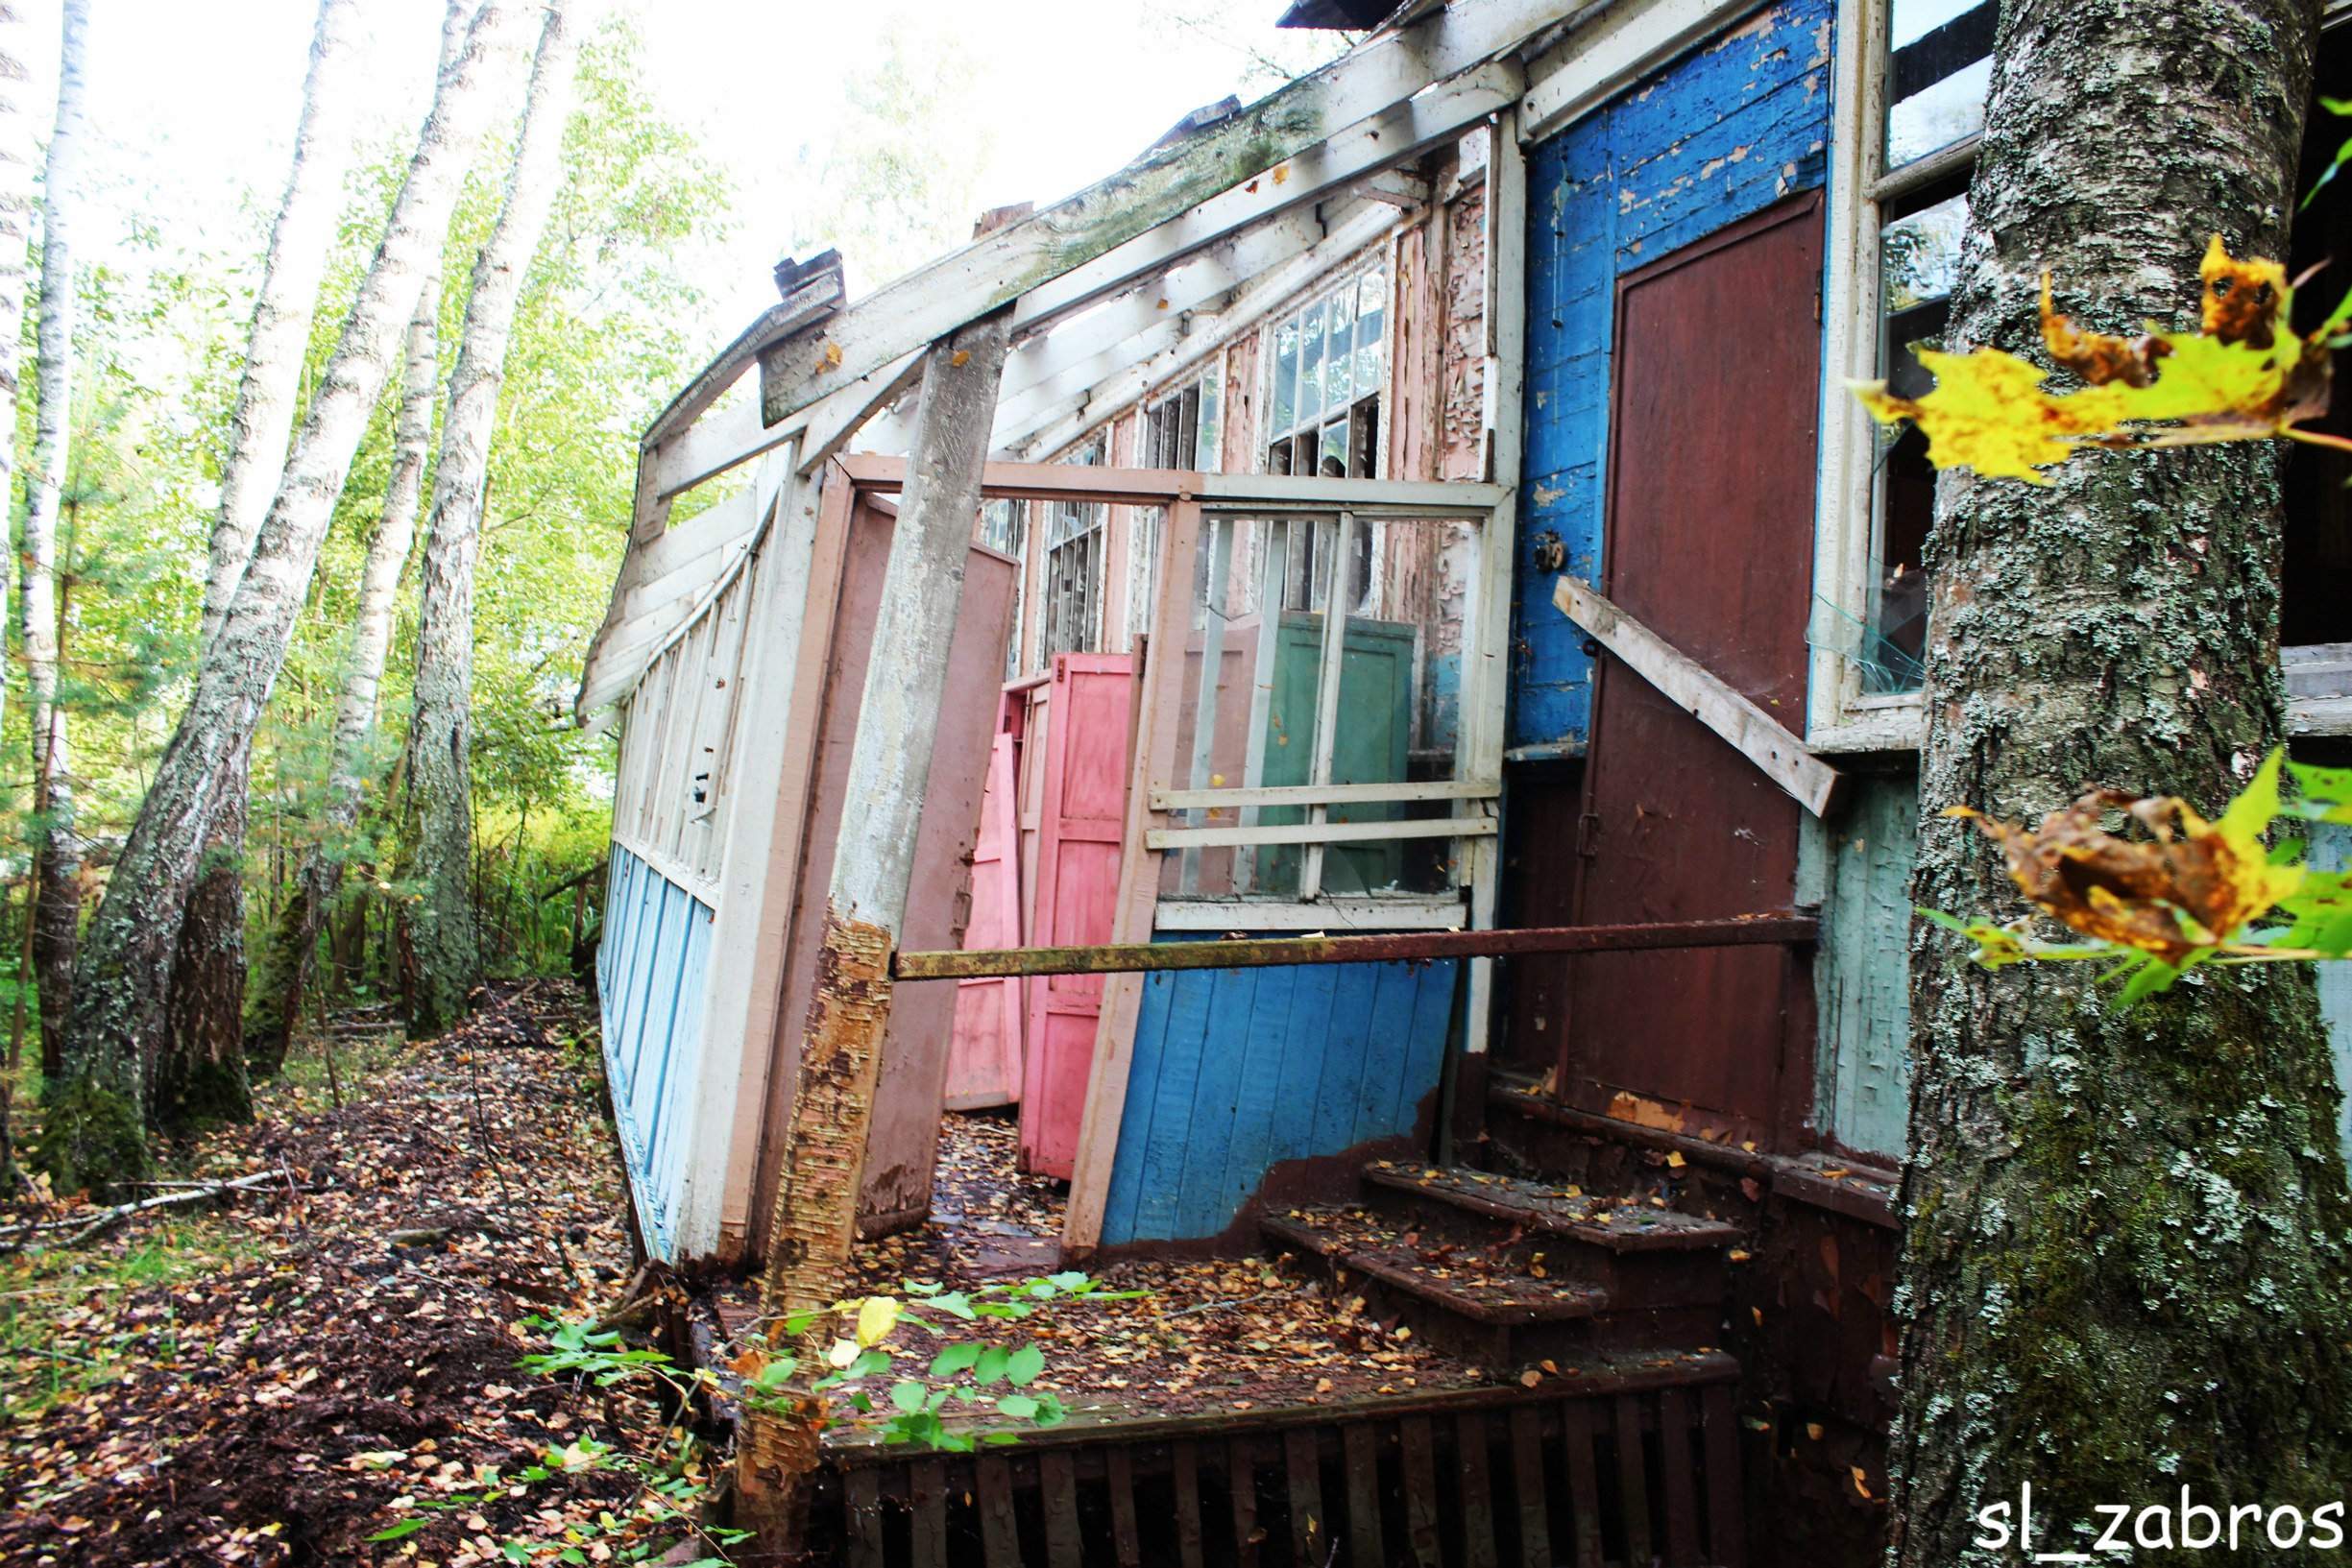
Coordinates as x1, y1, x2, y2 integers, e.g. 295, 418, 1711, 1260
572, 0, 2352, 1562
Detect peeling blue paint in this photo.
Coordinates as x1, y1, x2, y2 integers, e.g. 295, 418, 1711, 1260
599, 845, 715, 1261
1804, 773, 1919, 1159
1513, 0, 1835, 753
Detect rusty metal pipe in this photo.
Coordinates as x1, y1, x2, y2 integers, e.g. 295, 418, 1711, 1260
892, 914, 1818, 980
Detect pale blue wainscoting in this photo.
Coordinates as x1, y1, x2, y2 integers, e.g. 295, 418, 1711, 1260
597, 844, 716, 1260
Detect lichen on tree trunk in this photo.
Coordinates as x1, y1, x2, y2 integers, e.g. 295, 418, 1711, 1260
1894, 2, 2352, 1560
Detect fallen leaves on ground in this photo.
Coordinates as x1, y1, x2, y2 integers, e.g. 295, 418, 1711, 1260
0, 980, 687, 1568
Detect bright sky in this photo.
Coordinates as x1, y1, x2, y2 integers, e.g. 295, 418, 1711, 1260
10, 0, 1327, 348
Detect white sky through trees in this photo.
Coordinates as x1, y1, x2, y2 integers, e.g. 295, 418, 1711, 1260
21, 0, 1339, 341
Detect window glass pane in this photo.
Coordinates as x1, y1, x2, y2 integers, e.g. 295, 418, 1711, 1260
1273, 321, 1298, 434
1298, 298, 1329, 426
1326, 282, 1357, 409
1884, 0, 1992, 168
1881, 191, 1967, 315
1355, 269, 1388, 398
1197, 358, 1224, 470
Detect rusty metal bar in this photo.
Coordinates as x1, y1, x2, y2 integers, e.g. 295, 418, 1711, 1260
891, 914, 1818, 980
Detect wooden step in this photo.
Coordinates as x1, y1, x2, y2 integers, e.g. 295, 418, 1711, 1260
1362, 1161, 1745, 1253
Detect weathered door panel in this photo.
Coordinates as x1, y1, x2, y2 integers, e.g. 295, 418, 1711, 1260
750, 491, 1019, 1242
945, 713, 1025, 1109
1018, 653, 1137, 1178
1564, 192, 1823, 1148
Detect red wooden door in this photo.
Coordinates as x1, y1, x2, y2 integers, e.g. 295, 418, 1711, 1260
944, 710, 1024, 1109
1564, 192, 1824, 1150
1017, 652, 1136, 1177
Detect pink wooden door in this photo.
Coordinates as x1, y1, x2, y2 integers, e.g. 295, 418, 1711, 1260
1017, 653, 1136, 1177
944, 711, 1024, 1109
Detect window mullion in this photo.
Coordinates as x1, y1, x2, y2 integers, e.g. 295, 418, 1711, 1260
1300, 510, 1356, 901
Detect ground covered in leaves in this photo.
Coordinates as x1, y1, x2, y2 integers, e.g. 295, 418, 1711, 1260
807, 1111, 1500, 1436
0, 980, 713, 1568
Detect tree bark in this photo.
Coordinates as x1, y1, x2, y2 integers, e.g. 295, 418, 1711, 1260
1893, 2, 2352, 1561
404, 0, 584, 1039
37, 0, 531, 1194
20, 0, 86, 1093
156, 0, 369, 1129
246, 284, 439, 1075
0, 2, 40, 751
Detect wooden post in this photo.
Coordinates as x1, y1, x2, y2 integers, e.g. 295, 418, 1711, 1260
735, 299, 1014, 1554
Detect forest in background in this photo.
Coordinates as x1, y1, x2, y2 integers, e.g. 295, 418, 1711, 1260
0, 1, 734, 1187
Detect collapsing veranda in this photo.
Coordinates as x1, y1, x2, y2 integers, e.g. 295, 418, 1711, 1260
575, 1, 2352, 1563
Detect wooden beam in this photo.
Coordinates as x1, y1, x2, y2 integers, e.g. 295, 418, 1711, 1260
1145, 815, 1496, 851
649, 261, 841, 448
739, 307, 1014, 1552
757, 39, 1535, 429
1552, 575, 1846, 817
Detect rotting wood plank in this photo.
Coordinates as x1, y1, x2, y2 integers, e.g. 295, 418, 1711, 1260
898, 915, 1819, 980
845, 1467, 884, 1568
1511, 1405, 1554, 1568
1174, 1439, 1206, 1568
1398, 1415, 1443, 1568
978, 1453, 1021, 1567
1554, 574, 1845, 816
1107, 1444, 1144, 1567
757, 36, 1541, 430
1563, 1400, 1604, 1568
1040, 1449, 1084, 1568
737, 304, 1016, 1553
1702, 1383, 1749, 1568
1458, 1409, 1501, 1568
1342, 1424, 1382, 1568
1613, 1393, 1655, 1568
1660, 1387, 1702, 1565
910, 1457, 948, 1566
1230, 1435, 1262, 1567
1286, 1427, 1326, 1566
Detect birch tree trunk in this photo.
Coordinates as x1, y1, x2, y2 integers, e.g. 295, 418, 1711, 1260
19, 0, 87, 1089
1892, 2, 2352, 1560
0, 2, 43, 1190
35, 0, 531, 1194
245, 285, 438, 1075
404, 0, 583, 1038
156, 0, 367, 1133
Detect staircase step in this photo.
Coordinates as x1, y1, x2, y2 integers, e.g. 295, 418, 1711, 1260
1362, 1162, 1744, 1253
1263, 1209, 1610, 1325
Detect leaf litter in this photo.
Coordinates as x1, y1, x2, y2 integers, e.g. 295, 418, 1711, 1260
0, 979, 688, 1568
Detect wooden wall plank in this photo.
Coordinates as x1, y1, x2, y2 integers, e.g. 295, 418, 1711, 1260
1562, 1400, 1604, 1568
1106, 1444, 1143, 1567
1174, 1439, 1206, 1568
1342, 1424, 1383, 1568
844, 1468, 884, 1568
1228, 1436, 1261, 1568
909, 1457, 948, 1567
978, 1454, 1022, 1567
1701, 1384, 1749, 1568
1511, 1405, 1554, 1568
1457, 1410, 1500, 1568
1659, 1387, 1702, 1565
1613, 1393, 1655, 1568
1285, 1427, 1326, 1566
1040, 1449, 1084, 1568
1399, 1415, 1443, 1568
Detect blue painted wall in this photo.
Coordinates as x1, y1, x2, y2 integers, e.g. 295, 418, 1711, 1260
1513, 0, 1834, 755
599, 845, 715, 1260
2302, 822, 2352, 1164
1100, 947, 1460, 1246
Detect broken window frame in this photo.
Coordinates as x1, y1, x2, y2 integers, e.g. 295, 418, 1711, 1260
1263, 263, 1389, 481
1807, 0, 1991, 747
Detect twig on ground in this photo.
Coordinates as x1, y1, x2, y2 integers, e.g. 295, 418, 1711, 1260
39, 1171, 286, 1247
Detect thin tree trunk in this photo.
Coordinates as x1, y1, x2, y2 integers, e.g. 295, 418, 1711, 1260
20, 0, 86, 1096
37, 0, 531, 1194
405, 0, 583, 1038
247, 285, 438, 1075
0, 2, 42, 753
157, 0, 369, 1131
1892, 2, 2352, 1561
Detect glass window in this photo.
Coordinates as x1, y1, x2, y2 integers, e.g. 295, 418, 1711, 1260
1041, 437, 1106, 661
1157, 509, 1478, 907
1265, 264, 1389, 478
1884, 0, 1994, 169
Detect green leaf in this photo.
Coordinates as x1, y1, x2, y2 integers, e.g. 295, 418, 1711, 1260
2118, 956, 2182, 1005
890, 1381, 930, 1414
852, 1348, 892, 1379
365, 1520, 428, 1543
562, 1552, 590, 1566
754, 1358, 798, 1389
852, 1390, 873, 1413
928, 1291, 976, 1321
1006, 1344, 1046, 1387
982, 1431, 1022, 1445
2215, 749, 2287, 847
1047, 1270, 1090, 1292
930, 1343, 981, 1378
996, 1393, 1041, 1419
974, 1346, 1009, 1387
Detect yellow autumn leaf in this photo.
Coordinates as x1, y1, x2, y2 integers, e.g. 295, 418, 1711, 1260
1853, 235, 2343, 483
825, 1338, 861, 1368
854, 1295, 902, 1348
